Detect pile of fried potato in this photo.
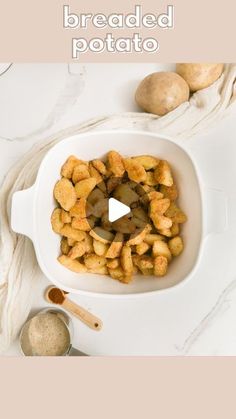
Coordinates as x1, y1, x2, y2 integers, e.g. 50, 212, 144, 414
51, 151, 187, 284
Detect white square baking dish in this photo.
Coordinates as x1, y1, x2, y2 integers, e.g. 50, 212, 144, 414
11, 130, 227, 297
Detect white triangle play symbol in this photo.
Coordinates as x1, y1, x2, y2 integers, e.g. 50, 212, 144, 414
108, 198, 131, 223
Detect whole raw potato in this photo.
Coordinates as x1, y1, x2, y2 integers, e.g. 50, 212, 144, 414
176, 63, 224, 92
135, 72, 190, 116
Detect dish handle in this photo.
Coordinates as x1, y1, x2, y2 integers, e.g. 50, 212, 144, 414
203, 187, 228, 237
11, 185, 36, 241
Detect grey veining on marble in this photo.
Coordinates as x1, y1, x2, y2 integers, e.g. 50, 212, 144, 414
179, 279, 236, 355
13, 64, 86, 142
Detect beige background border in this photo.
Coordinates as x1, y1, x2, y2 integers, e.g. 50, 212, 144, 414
1, 357, 236, 418
0, 0, 235, 62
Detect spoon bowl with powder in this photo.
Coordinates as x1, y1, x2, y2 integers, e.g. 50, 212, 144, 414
45, 286, 103, 331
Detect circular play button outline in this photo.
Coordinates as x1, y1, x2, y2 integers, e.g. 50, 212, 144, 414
85, 177, 149, 243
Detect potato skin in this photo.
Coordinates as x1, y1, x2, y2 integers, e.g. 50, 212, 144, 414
176, 63, 224, 92
135, 72, 189, 116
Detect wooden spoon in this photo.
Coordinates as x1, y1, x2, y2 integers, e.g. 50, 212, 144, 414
45, 286, 103, 331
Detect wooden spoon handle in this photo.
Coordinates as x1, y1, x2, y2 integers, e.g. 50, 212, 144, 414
62, 298, 103, 331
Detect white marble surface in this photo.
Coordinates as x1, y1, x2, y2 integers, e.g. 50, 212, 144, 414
1, 63, 236, 356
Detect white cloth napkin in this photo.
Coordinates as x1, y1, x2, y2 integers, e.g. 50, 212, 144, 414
0, 64, 236, 353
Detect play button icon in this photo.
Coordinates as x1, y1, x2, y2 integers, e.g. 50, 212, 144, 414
108, 198, 130, 222
86, 178, 148, 243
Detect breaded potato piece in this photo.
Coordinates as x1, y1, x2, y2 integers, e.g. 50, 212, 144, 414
51, 208, 64, 233
154, 256, 168, 277
144, 234, 165, 245
61, 155, 81, 179
58, 255, 87, 273
123, 158, 147, 183
170, 223, 180, 237
108, 266, 132, 284
132, 207, 149, 222
137, 256, 153, 269
132, 264, 139, 275
136, 242, 150, 255
121, 246, 133, 274
144, 172, 158, 186
154, 160, 173, 187
84, 254, 107, 269
60, 225, 86, 242
87, 188, 105, 205
113, 184, 139, 206
150, 198, 170, 215
132, 155, 159, 170
168, 236, 184, 256
92, 159, 107, 175
143, 185, 155, 193
160, 184, 178, 201
126, 180, 137, 189
93, 239, 109, 257
108, 267, 125, 281
141, 190, 163, 206
60, 237, 70, 255
92, 198, 108, 218
88, 266, 108, 275
140, 267, 153, 275
89, 163, 103, 184
67, 238, 76, 247
83, 233, 94, 253
165, 203, 187, 224
112, 217, 136, 234
72, 164, 90, 184
159, 228, 172, 238
135, 255, 154, 275
121, 274, 133, 284
130, 202, 139, 209
107, 151, 125, 177
97, 180, 107, 194
60, 209, 71, 224
150, 212, 172, 230
147, 191, 163, 201
89, 214, 98, 226
107, 176, 122, 194
71, 217, 94, 232
68, 241, 86, 259
132, 216, 147, 229
106, 258, 120, 269
105, 168, 112, 178
75, 178, 97, 199
70, 198, 92, 218
106, 233, 123, 258
54, 178, 77, 211
132, 254, 141, 267
90, 227, 114, 244
101, 212, 113, 231
127, 224, 152, 246
135, 184, 148, 196
152, 240, 172, 262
